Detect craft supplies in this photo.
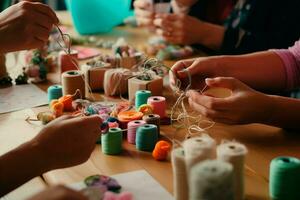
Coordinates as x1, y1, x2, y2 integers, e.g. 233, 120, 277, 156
47, 85, 63, 103
217, 141, 248, 200
142, 114, 161, 136
138, 104, 153, 115
86, 103, 113, 115
189, 160, 235, 200
62, 70, 85, 97
81, 186, 107, 200
111, 102, 132, 118
36, 112, 55, 125
127, 120, 146, 144
50, 100, 64, 117
84, 175, 122, 192
171, 147, 188, 200
183, 134, 216, 173
103, 191, 133, 200
58, 50, 78, 73
147, 96, 166, 118
104, 68, 132, 96
135, 90, 152, 109
270, 157, 300, 200
152, 140, 171, 161
128, 76, 163, 102
136, 124, 158, 152
108, 122, 119, 128
101, 128, 123, 155
203, 87, 232, 98
117, 111, 143, 129
72, 99, 91, 111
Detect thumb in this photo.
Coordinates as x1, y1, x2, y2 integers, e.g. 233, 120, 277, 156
205, 77, 243, 91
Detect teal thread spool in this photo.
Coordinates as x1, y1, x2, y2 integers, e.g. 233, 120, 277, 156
47, 85, 63, 103
136, 124, 158, 152
101, 128, 122, 155
190, 160, 234, 200
270, 157, 300, 200
135, 90, 151, 110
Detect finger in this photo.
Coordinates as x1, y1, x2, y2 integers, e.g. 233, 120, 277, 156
187, 90, 231, 110
188, 98, 224, 120
205, 77, 241, 91
135, 8, 154, 18
155, 13, 179, 21
171, 60, 194, 78
31, 2, 59, 24
32, 37, 46, 49
137, 17, 153, 26
153, 18, 173, 29
134, 0, 152, 10
33, 12, 55, 30
33, 25, 50, 41
211, 117, 237, 125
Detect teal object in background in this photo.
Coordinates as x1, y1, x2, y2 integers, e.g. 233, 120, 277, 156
65, 0, 131, 35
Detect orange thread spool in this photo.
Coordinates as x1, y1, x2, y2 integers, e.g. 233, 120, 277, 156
152, 140, 171, 161
58, 95, 73, 111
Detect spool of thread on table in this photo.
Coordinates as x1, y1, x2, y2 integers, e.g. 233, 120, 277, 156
143, 114, 161, 136
117, 111, 143, 130
59, 50, 78, 73
47, 85, 63, 103
217, 141, 247, 200
101, 128, 123, 155
190, 160, 235, 200
147, 96, 166, 118
270, 157, 300, 200
61, 70, 85, 97
127, 120, 146, 144
171, 147, 188, 200
136, 124, 158, 152
135, 90, 152, 109
183, 134, 216, 174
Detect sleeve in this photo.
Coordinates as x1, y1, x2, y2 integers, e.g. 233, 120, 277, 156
272, 41, 300, 90
220, 0, 300, 55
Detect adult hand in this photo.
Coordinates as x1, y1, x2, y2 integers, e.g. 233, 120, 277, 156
27, 185, 87, 200
174, 0, 198, 7
0, 1, 59, 53
154, 13, 204, 45
186, 77, 275, 125
32, 114, 102, 171
134, 0, 154, 26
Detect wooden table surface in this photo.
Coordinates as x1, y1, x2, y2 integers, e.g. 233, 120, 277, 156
2, 11, 300, 200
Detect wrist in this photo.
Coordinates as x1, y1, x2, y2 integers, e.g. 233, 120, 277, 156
261, 95, 279, 125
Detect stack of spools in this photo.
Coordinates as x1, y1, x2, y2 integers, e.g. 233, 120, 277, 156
171, 135, 248, 200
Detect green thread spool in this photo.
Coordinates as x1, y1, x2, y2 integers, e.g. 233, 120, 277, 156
47, 85, 63, 103
135, 90, 151, 110
270, 157, 300, 200
101, 128, 122, 155
190, 160, 234, 200
136, 124, 158, 152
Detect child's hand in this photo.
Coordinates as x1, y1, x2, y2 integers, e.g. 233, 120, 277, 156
31, 115, 102, 171
0, 1, 58, 53
186, 77, 275, 125
134, 0, 154, 26
153, 13, 203, 45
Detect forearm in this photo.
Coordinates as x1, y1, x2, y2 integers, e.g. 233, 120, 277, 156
265, 95, 300, 130
212, 51, 287, 92
0, 141, 48, 196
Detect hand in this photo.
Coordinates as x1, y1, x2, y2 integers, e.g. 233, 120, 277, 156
153, 13, 203, 45
31, 114, 102, 170
0, 1, 59, 53
174, 0, 198, 7
134, 0, 155, 26
186, 77, 275, 125
169, 57, 221, 91
27, 185, 87, 200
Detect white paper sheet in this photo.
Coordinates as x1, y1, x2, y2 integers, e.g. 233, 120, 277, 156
70, 170, 174, 200
0, 84, 48, 114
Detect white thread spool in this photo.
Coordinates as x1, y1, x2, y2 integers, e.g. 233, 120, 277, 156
217, 141, 248, 200
183, 134, 216, 174
171, 147, 188, 200
190, 160, 235, 200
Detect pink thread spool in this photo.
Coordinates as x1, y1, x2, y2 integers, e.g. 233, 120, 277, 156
147, 96, 166, 118
59, 50, 78, 74
127, 120, 146, 144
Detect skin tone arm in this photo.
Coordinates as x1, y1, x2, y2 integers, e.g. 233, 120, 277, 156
170, 51, 287, 92
0, 115, 102, 197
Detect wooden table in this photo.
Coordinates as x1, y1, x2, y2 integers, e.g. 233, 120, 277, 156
2, 11, 300, 200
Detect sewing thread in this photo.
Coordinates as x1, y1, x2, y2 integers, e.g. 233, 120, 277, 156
142, 114, 161, 136
101, 128, 123, 155
135, 90, 152, 109
136, 124, 158, 152
127, 120, 146, 144
147, 96, 166, 118
47, 85, 63, 103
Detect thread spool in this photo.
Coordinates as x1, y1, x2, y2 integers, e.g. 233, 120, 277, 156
61, 70, 85, 97
135, 90, 152, 109
171, 147, 188, 200
190, 160, 235, 200
270, 157, 300, 200
59, 50, 78, 73
138, 104, 153, 115
183, 134, 216, 174
143, 114, 160, 136
217, 141, 248, 200
147, 96, 166, 118
103, 68, 132, 96
47, 85, 63, 103
117, 111, 143, 129
127, 120, 146, 144
136, 124, 158, 152
152, 140, 171, 161
101, 128, 123, 155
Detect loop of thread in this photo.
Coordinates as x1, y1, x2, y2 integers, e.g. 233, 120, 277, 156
101, 128, 123, 155
127, 120, 146, 144
47, 85, 63, 103
136, 124, 158, 152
